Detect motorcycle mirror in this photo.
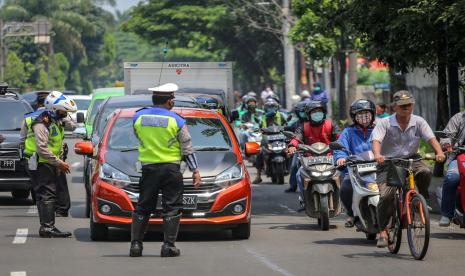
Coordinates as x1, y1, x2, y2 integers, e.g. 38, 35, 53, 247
329, 142, 345, 151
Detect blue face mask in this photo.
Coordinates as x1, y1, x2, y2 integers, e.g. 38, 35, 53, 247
298, 112, 307, 120
266, 110, 277, 118
311, 111, 324, 122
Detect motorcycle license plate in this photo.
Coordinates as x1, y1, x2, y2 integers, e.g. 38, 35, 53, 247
156, 195, 198, 210
0, 160, 15, 171
266, 134, 285, 141
307, 156, 333, 164
356, 163, 377, 173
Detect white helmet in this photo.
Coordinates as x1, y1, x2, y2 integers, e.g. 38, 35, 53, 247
44, 91, 77, 113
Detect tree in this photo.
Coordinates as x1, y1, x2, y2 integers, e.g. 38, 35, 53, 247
4, 52, 28, 89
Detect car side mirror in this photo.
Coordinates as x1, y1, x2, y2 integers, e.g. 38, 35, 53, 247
74, 141, 93, 155
245, 142, 260, 156
76, 112, 85, 123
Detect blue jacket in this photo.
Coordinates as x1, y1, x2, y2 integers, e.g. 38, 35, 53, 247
334, 125, 373, 175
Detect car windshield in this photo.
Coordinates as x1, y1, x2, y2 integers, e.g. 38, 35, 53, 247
87, 99, 104, 125
107, 117, 232, 151
0, 102, 30, 130
74, 99, 91, 110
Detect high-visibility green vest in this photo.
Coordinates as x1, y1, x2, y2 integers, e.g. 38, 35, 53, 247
261, 112, 284, 128
133, 111, 183, 164
38, 122, 64, 164
24, 116, 37, 157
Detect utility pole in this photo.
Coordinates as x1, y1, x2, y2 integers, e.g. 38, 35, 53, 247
282, 0, 296, 109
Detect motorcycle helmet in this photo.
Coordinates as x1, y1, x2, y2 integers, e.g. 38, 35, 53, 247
305, 100, 326, 125
44, 91, 77, 113
349, 99, 375, 128
266, 93, 280, 105
244, 96, 258, 112
264, 98, 279, 118
294, 101, 308, 121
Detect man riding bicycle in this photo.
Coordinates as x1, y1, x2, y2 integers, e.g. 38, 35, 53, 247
371, 90, 445, 248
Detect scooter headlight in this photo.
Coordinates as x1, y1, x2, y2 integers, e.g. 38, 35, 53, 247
367, 182, 379, 192
268, 141, 286, 152
311, 171, 322, 177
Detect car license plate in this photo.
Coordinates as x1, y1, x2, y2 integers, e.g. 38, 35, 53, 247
307, 156, 333, 165
0, 160, 15, 171
156, 195, 198, 210
357, 163, 377, 173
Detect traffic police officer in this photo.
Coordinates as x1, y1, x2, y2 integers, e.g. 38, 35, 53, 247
27, 91, 77, 237
130, 83, 202, 258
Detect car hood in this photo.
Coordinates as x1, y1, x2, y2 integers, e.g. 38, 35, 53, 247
104, 150, 238, 179
0, 131, 21, 148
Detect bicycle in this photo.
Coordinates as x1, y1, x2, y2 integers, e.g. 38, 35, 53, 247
385, 156, 434, 260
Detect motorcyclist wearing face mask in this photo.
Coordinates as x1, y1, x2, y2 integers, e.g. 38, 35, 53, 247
287, 100, 337, 208
252, 98, 287, 184
236, 96, 263, 128
334, 99, 376, 227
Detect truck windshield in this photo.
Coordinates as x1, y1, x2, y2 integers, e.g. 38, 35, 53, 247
107, 117, 232, 151
0, 102, 30, 131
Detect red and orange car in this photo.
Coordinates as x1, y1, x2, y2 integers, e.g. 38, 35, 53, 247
75, 107, 259, 241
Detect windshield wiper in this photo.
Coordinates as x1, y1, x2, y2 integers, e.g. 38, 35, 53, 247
120, 148, 138, 152
194, 146, 230, 151
0, 128, 21, 131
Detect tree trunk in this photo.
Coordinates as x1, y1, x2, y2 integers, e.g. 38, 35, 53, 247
338, 50, 347, 121
347, 51, 358, 113
448, 63, 460, 117
437, 62, 449, 130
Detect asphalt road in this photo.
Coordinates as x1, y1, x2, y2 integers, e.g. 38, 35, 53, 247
1, 139, 464, 276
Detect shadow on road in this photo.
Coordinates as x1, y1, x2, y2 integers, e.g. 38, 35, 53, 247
0, 196, 33, 206
73, 227, 235, 243
269, 223, 337, 231
342, 251, 415, 261
314, 237, 376, 247
431, 232, 465, 240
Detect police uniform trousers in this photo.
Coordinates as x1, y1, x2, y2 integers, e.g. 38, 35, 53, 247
55, 172, 71, 214
135, 163, 184, 217
34, 163, 59, 203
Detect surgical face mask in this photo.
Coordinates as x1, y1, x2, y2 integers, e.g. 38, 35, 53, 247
265, 110, 277, 118
248, 105, 256, 112
298, 112, 307, 121
355, 111, 372, 128
310, 111, 324, 122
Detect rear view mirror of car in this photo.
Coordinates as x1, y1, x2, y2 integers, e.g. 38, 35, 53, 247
245, 142, 260, 156
76, 112, 85, 123
74, 141, 93, 155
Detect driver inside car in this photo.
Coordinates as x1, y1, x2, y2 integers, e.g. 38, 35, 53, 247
288, 100, 337, 210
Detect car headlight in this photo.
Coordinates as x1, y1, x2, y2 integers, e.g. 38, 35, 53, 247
99, 163, 131, 188
214, 163, 244, 187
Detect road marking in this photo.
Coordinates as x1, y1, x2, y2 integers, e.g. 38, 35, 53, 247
71, 162, 81, 168
12, 228, 28, 244
279, 204, 297, 214
11, 272, 26, 276
27, 206, 37, 214
245, 247, 295, 276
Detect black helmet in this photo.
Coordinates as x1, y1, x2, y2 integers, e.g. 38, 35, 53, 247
305, 100, 326, 124
294, 101, 308, 121
349, 99, 375, 125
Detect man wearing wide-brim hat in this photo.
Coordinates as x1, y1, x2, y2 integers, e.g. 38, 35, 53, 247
371, 90, 445, 248
130, 83, 202, 257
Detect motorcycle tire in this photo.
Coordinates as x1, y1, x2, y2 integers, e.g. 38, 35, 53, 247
319, 194, 330, 231
276, 163, 285, 185
366, 233, 377, 241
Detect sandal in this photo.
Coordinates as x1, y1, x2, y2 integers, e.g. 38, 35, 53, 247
344, 218, 355, 228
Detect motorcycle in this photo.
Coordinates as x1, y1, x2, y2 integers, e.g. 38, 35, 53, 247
261, 126, 289, 184
238, 122, 262, 164
329, 142, 379, 240
297, 142, 341, 230
450, 146, 465, 228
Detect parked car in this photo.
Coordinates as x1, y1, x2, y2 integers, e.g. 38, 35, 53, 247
0, 91, 34, 199
75, 107, 254, 241
68, 94, 91, 127
78, 94, 201, 218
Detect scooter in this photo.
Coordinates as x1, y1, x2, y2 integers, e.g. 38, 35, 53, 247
239, 122, 262, 164
453, 146, 465, 227
261, 126, 289, 184
297, 142, 340, 230
329, 142, 379, 240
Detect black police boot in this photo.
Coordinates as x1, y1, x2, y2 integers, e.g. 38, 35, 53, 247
130, 213, 149, 257
38, 201, 72, 238
161, 213, 181, 257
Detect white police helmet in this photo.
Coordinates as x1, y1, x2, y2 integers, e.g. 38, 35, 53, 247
44, 91, 77, 113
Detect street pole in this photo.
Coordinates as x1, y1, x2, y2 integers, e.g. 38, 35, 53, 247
282, 0, 296, 110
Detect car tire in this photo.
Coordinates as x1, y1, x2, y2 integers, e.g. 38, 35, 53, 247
232, 222, 251, 240
12, 189, 30, 199
90, 209, 108, 241
85, 192, 91, 218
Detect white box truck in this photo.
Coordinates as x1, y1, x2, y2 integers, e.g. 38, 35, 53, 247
123, 61, 234, 108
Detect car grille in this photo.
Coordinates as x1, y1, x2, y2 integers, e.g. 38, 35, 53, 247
124, 176, 222, 195
0, 148, 20, 159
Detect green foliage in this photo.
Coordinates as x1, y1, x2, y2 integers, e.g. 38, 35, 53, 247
4, 52, 28, 89
357, 68, 389, 85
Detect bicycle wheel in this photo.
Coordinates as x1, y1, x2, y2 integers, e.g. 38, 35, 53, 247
388, 194, 402, 254
406, 194, 430, 260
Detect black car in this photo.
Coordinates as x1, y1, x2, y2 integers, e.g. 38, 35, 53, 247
80, 94, 201, 217
0, 92, 34, 199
